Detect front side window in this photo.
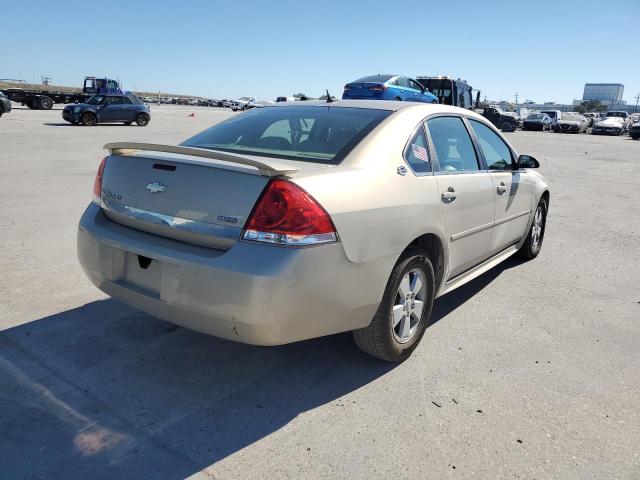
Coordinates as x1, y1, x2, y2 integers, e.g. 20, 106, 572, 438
86, 95, 105, 105
182, 106, 390, 164
404, 126, 432, 174
106, 96, 124, 105
427, 117, 479, 172
469, 119, 513, 171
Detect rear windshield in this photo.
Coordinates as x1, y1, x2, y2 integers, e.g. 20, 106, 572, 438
527, 114, 544, 119
606, 111, 627, 118
354, 75, 394, 83
182, 106, 391, 164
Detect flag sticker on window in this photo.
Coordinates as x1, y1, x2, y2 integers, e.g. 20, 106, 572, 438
412, 143, 429, 162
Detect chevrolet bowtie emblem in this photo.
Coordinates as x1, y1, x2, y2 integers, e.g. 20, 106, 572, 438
146, 182, 167, 193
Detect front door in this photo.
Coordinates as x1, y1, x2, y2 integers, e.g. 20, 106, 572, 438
426, 116, 496, 280
99, 96, 125, 122
467, 119, 532, 257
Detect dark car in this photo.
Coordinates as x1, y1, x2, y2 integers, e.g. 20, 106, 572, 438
0, 91, 11, 118
343, 74, 438, 103
62, 94, 150, 126
629, 114, 640, 140
523, 113, 552, 131
481, 107, 519, 132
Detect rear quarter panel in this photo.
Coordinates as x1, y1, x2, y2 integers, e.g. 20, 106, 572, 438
293, 106, 449, 267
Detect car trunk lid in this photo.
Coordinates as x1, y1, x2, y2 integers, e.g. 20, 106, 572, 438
99, 143, 328, 250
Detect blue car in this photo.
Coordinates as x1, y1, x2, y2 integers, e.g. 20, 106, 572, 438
342, 74, 438, 103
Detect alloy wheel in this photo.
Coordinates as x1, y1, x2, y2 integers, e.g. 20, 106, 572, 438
531, 205, 544, 249
392, 268, 426, 343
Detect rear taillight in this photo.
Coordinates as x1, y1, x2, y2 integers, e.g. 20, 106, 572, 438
243, 179, 337, 246
368, 85, 386, 91
343, 84, 352, 91
92, 157, 106, 205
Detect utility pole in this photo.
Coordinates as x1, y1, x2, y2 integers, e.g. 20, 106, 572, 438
634, 93, 639, 113
514, 92, 519, 106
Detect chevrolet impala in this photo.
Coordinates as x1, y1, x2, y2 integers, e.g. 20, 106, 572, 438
77, 101, 549, 361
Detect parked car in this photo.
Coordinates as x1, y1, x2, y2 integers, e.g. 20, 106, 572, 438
62, 94, 150, 126
522, 112, 552, 131
78, 101, 549, 362
343, 74, 438, 104
592, 111, 628, 135
540, 110, 562, 128
0, 91, 11, 117
628, 114, 640, 140
480, 106, 519, 132
231, 97, 256, 111
554, 113, 589, 133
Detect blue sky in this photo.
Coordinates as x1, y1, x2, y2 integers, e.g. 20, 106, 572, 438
2, 0, 639, 104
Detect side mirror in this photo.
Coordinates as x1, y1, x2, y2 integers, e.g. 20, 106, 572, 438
518, 155, 539, 169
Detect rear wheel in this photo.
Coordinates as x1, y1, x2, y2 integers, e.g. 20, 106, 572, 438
81, 112, 97, 126
136, 113, 150, 126
353, 249, 435, 362
517, 199, 547, 260
394, 97, 402, 101
631, 134, 639, 140
40, 96, 53, 110
0, 106, 3, 117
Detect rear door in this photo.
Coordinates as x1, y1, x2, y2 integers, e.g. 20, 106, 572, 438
426, 116, 496, 280
468, 119, 532, 257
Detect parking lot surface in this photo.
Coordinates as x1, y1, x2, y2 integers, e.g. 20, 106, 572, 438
1, 105, 639, 479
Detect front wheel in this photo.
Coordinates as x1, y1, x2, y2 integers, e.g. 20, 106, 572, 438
517, 199, 547, 260
353, 250, 435, 362
81, 112, 97, 126
500, 121, 514, 132
136, 113, 150, 126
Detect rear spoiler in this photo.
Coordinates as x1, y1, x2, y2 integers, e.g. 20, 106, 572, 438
104, 142, 299, 177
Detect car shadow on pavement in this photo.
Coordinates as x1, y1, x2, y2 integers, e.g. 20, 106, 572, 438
0, 257, 522, 479
0, 300, 395, 479
43, 123, 131, 127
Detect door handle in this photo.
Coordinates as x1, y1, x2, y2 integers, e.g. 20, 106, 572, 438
441, 187, 457, 203
497, 182, 507, 195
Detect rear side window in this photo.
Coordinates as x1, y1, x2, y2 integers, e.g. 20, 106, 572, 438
183, 106, 390, 164
426, 117, 479, 172
404, 126, 432, 174
468, 120, 513, 171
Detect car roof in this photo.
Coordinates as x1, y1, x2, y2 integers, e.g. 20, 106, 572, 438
261, 99, 485, 117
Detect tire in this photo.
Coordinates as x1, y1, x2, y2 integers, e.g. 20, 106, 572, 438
353, 249, 435, 362
81, 112, 97, 126
0, 106, 3, 118
500, 121, 514, 132
40, 96, 53, 110
517, 198, 547, 260
394, 97, 402, 101
136, 113, 150, 126
631, 134, 639, 140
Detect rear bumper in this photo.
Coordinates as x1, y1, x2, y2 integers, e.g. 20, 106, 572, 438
77, 204, 391, 346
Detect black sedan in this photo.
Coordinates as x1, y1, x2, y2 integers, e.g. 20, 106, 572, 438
0, 91, 11, 118
62, 94, 150, 126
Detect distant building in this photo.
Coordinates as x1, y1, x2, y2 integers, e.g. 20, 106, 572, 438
582, 83, 624, 104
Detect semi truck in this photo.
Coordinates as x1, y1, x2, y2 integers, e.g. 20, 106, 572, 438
0, 77, 123, 110
415, 76, 480, 110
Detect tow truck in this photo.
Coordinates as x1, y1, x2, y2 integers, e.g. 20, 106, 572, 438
0, 77, 123, 110
415, 76, 480, 110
